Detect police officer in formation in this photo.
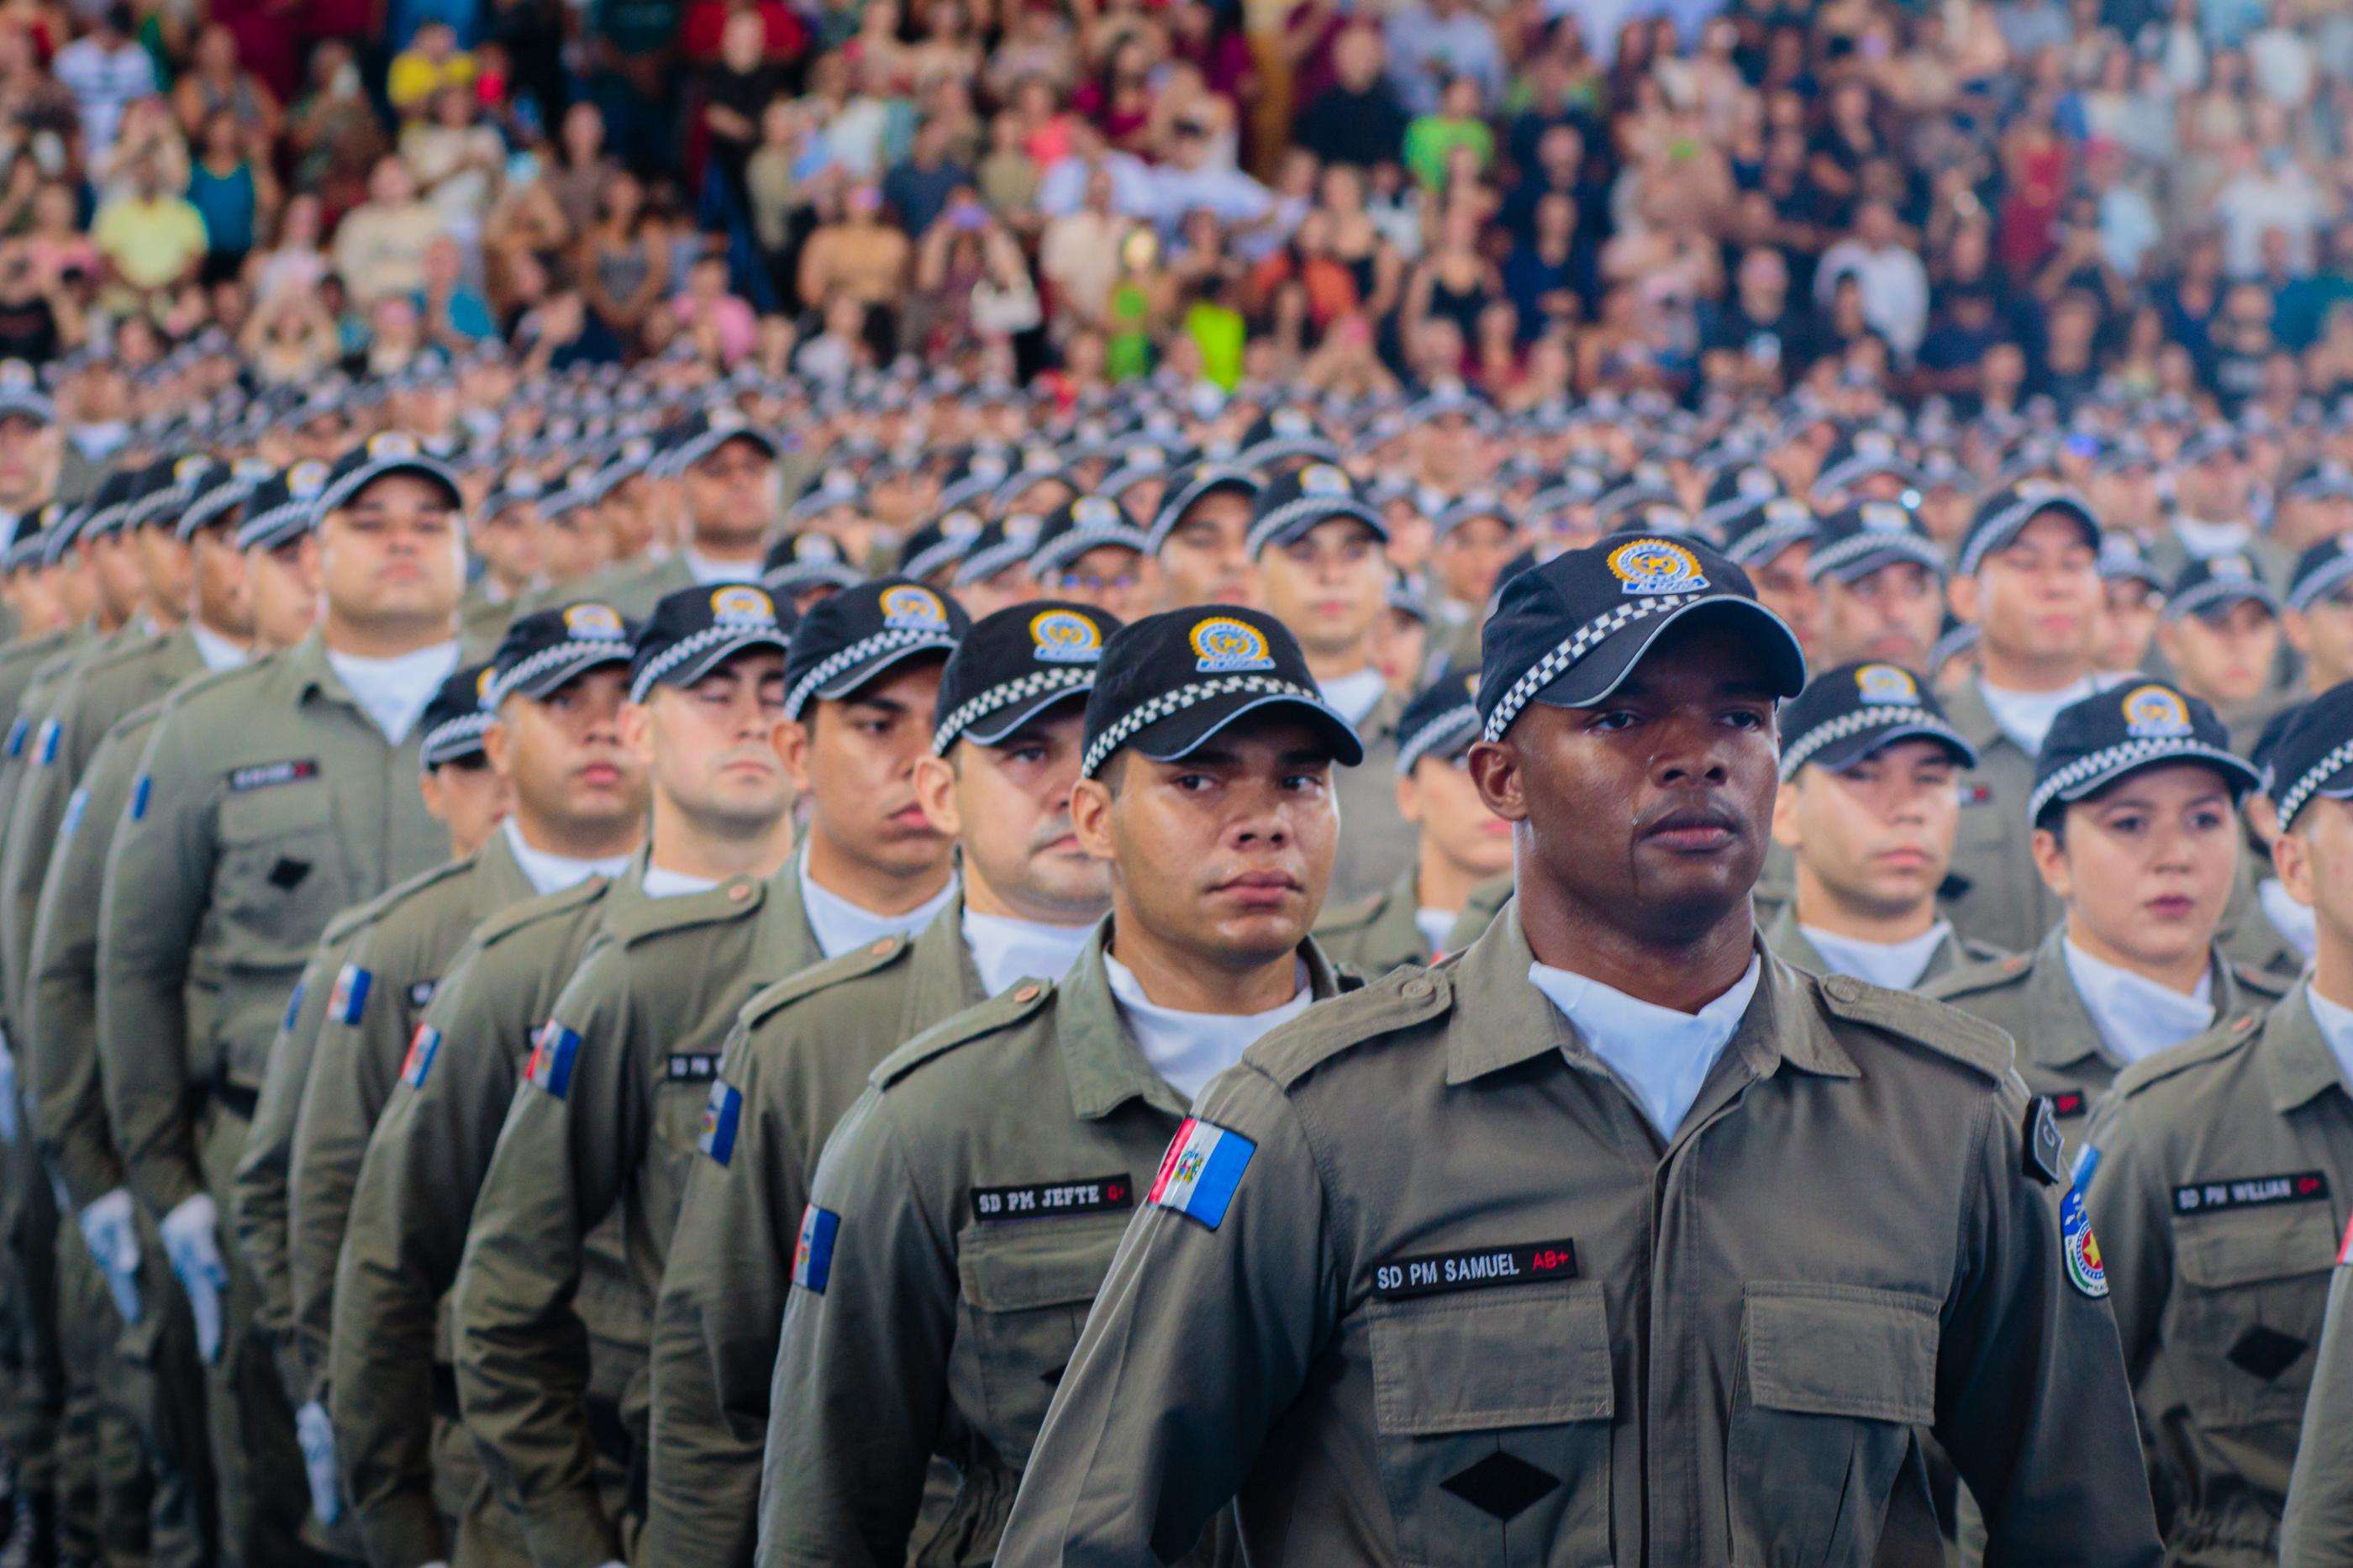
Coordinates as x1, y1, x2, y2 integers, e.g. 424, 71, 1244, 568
0, 355, 2350, 1568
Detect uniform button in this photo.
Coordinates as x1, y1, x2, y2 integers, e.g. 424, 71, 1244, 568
1824, 975, 1862, 1002
1401, 976, 1434, 1000
729, 884, 751, 902
871, 938, 893, 955
1013, 983, 1041, 1003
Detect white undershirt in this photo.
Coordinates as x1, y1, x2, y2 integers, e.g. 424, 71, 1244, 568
1977, 675, 2102, 757
1103, 952, 1312, 1103
188, 622, 246, 672
328, 642, 461, 745
503, 818, 634, 897
1799, 921, 1953, 992
797, 850, 959, 960
1317, 667, 1388, 728
2258, 878, 2320, 962
640, 866, 720, 898
2308, 986, 2353, 1096
683, 549, 761, 585
961, 909, 1095, 996
2172, 516, 2254, 559
1414, 907, 1455, 954
2062, 935, 2215, 1064
1529, 955, 1762, 1139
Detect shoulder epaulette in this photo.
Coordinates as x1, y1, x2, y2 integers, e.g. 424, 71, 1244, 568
1816, 972, 2011, 1081
471, 875, 610, 949
1253, 964, 1455, 1089
1312, 889, 1385, 937
2113, 1011, 2262, 1097
321, 881, 412, 946
373, 854, 476, 914
1958, 936, 2011, 966
740, 934, 910, 1032
608, 878, 766, 946
1921, 950, 2033, 1002
2234, 960, 2295, 1001
872, 976, 1055, 1089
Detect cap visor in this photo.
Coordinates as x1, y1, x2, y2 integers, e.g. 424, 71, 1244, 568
1529, 597, 1808, 713
662, 629, 792, 692
1807, 721, 1978, 775
1129, 692, 1366, 770
807, 638, 953, 705
1813, 541, 1945, 585
2174, 586, 2281, 623
2054, 745, 2261, 808
510, 647, 634, 701
960, 684, 1092, 748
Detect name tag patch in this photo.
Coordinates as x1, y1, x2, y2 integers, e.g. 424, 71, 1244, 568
664, 1052, 722, 1082
1372, 1239, 1579, 1301
973, 1175, 1134, 1223
228, 758, 320, 793
2050, 1088, 2088, 1118
2173, 1171, 2329, 1216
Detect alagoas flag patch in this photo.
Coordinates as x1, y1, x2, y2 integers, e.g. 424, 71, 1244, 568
525, 1020, 580, 1099
794, 1204, 839, 1293
1147, 1117, 1255, 1230
697, 1081, 742, 1166
327, 965, 371, 1026
400, 1026, 440, 1088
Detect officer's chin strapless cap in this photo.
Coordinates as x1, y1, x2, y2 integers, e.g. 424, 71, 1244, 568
1476, 534, 1808, 745
1079, 605, 1364, 779
489, 602, 641, 706
1956, 480, 2102, 577
1809, 499, 1945, 585
2028, 679, 2259, 825
418, 662, 496, 769
233, 460, 331, 552
1393, 662, 1482, 776
2267, 680, 2353, 829
1777, 661, 1976, 781
313, 432, 464, 521
2288, 535, 2353, 612
1246, 463, 1387, 557
633, 583, 797, 705
2164, 553, 2280, 623
780, 576, 968, 721
761, 531, 865, 597
1145, 462, 1261, 555
932, 600, 1121, 755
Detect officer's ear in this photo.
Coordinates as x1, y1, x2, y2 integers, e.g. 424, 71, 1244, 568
619, 698, 654, 763
912, 750, 960, 839
1769, 768, 1804, 852
1465, 737, 1529, 823
482, 708, 515, 782
773, 713, 813, 792
1070, 763, 1117, 864
2029, 817, 2073, 902
2273, 817, 2316, 909
1946, 571, 1981, 628
1393, 762, 1423, 827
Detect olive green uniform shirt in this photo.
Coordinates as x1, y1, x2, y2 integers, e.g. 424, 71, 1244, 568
0, 626, 110, 1029
286, 829, 536, 1408
647, 894, 986, 1566
992, 908, 2161, 1565
1329, 688, 1417, 906
2282, 1258, 2353, 1565
762, 924, 1350, 1567
1312, 866, 1435, 979
2082, 984, 2353, 1565
1761, 903, 2003, 990
1938, 680, 2065, 957
453, 870, 821, 1568
519, 555, 696, 624
332, 866, 647, 1568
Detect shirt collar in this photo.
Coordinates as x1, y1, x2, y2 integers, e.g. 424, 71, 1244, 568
2062, 930, 2214, 1065
2268, 982, 2353, 1113
502, 816, 635, 897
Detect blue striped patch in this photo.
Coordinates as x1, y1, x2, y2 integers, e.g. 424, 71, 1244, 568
34, 718, 58, 765
4, 718, 26, 758
129, 775, 150, 821
400, 1026, 441, 1088
525, 1020, 580, 1099
793, 1204, 840, 1294
327, 965, 371, 1026
697, 1081, 743, 1166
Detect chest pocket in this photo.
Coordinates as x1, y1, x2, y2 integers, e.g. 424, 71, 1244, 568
1366, 1280, 1614, 1568
955, 1213, 1129, 1469
1725, 1281, 1938, 1568
648, 1073, 721, 1238
214, 783, 354, 963
2171, 1205, 2336, 1429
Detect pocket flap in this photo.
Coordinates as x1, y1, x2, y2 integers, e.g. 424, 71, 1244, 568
2177, 1206, 2340, 1290
1371, 1281, 1613, 1437
958, 1215, 1126, 1313
1744, 1282, 1938, 1425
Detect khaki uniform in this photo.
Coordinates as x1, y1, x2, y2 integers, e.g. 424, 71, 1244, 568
97, 632, 454, 1567
762, 925, 1350, 1566
992, 908, 2163, 1565
647, 896, 985, 1565
2081, 985, 2353, 1565
333, 867, 649, 1568
1937, 680, 2064, 956
1313, 866, 1437, 978
1929, 926, 2287, 1173
1439, 872, 1512, 956
2215, 865, 2307, 987
1328, 687, 1416, 905
454, 871, 822, 1568
460, 581, 522, 646
2282, 1261, 2353, 1564
1761, 904, 2003, 987
520, 555, 695, 624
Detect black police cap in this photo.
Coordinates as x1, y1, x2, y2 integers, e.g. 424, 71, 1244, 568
931, 600, 1120, 755
1245, 463, 1387, 557
1958, 481, 2100, 577
1079, 604, 1363, 779
2163, 553, 2280, 624
1718, 497, 1817, 570
2028, 679, 2258, 826
780, 576, 966, 721
1393, 662, 1482, 776
314, 432, 465, 520
1030, 496, 1148, 579
2288, 535, 2353, 612
488, 602, 640, 706
1777, 661, 1976, 781
1809, 500, 1944, 585
631, 583, 797, 705
2267, 680, 2353, 830
418, 663, 496, 769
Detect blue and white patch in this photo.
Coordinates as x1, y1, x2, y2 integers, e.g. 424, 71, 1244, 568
2061, 1186, 2108, 1299
34, 718, 58, 765
129, 775, 151, 822
2070, 1143, 2103, 1192
697, 1081, 743, 1166
399, 1026, 441, 1088
4, 718, 26, 758
326, 964, 371, 1027
282, 981, 307, 1034
793, 1203, 840, 1293
60, 787, 87, 838
525, 1020, 580, 1099
1146, 1117, 1256, 1230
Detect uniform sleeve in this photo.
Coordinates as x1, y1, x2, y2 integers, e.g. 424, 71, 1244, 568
992, 1064, 1335, 1568
2282, 1263, 2353, 1566
1931, 1081, 2162, 1566
0, 679, 88, 1031
451, 950, 646, 1568
331, 943, 524, 1568
23, 722, 140, 1212
97, 707, 218, 1219
2077, 1092, 2182, 1530
233, 933, 347, 1402
645, 1018, 772, 1567
288, 920, 424, 1406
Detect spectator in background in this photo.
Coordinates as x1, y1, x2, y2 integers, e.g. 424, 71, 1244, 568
1818, 198, 1931, 359
186, 105, 280, 277
1293, 23, 1406, 172
50, 3, 150, 166
171, 22, 282, 153
415, 232, 497, 345
882, 113, 967, 240
333, 154, 450, 306
92, 147, 208, 306
388, 22, 478, 120
1039, 162, 1132, 330
1384, 0, 1502, 116
576, 167, 670, 352
1402, 72, 1491, 190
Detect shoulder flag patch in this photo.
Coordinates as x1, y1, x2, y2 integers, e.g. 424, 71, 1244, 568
60, 786, 86, 838
793, 1203, 839, 1293
34, 718, 58, 765
1147, 1117, 1256, 1230
697, 1081, 743, 1166
327, 964, 371, 1027
400, 1026, 441, 1088
525, 1020, 580, 1099
4, 717, 26, 757
281, 981, 308, 1034
129, 774, 150, 821
2340, 1211, 2353, 1267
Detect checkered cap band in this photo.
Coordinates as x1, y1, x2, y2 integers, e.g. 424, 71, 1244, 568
1082, 674, 1324, 778
931, 666, 1094, 755
1146, 468, 1259, 551
2028, 738, 2251, 824
1724, 516, 1815, 568
633, 624, 791, 705
488, 639, 634, 708
2277, 737, 2353, 828
779, 626, 958, 719
2167, 577, 2279, 621
2289, 552, 2353, 611
179, 476, 254, 537
1960, 492, 2092, 577
1394, 703, 1480, 776
234, 500, 311, 550
1778, 704, 1950, 780
1810, 529, 1944, 582
1246, 497, 1385, 557
955, 537, 1034, 587
419, 712, 492, 768
1034, 523, 1149, 575
899, 537, 969, 581
1480, 592, 1703, 744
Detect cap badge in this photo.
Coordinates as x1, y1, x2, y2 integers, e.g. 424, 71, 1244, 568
366, 432, 419, 459
1608, 538, 1708, 596
1029, 608, 1103, 664
1856, 665, 1918, 705
711, 586, 776, 624
879, 584, 949, 629
1860, 502, 1909, 533
1739, 466, 1777, 498
1191, 615, 1276, 673
474, 668, 495, 703
288, 460, 331, 498
1300, 464, 1352, 498
564, 603, 624, 639
2121, 683, 2194, 739
1073, 497, 1123, 527
794, 534, 841, 563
